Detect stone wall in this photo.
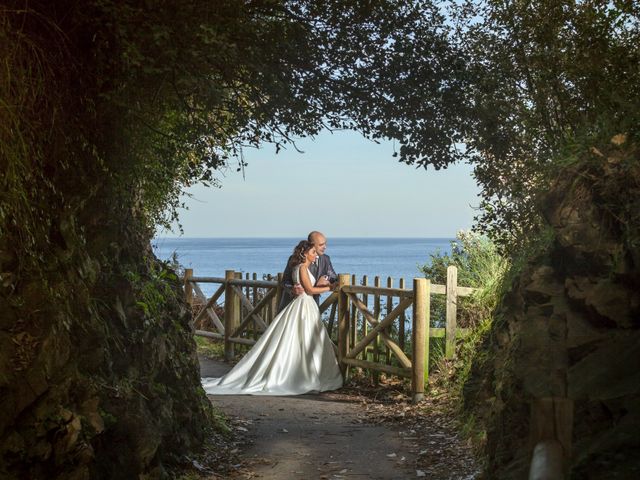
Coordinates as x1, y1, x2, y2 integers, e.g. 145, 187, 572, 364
464, 138, 640, 479
1, 4, 214, 477
0, 210, 213, 479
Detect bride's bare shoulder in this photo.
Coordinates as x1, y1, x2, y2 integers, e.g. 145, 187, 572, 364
298, 264, 311, 278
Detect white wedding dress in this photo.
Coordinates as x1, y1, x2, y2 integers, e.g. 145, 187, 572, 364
201, 266, 343, 395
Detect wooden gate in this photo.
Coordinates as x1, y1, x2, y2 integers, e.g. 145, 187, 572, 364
335, 274, 431, 401
184, 266, 475, 402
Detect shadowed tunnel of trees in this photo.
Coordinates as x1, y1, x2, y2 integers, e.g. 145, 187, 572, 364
1, 1, 639, 478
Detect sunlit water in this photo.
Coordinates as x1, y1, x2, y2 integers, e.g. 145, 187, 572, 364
153, 237, 452, 296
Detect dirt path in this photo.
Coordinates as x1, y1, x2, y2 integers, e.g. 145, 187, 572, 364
200, 356, 417, 479
200, 356, 478, 480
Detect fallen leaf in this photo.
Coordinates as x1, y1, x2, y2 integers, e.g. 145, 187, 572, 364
611, 133, 627, 146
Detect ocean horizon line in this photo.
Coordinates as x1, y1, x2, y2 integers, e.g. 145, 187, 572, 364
153, 235, 456, 240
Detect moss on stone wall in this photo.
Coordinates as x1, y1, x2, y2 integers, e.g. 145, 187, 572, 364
0, 209, 214, 479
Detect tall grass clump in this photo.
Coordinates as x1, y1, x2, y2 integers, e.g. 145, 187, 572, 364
420, 231, 509, 394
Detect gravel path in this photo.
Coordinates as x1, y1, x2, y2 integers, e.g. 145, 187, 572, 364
200, 356, 419, 479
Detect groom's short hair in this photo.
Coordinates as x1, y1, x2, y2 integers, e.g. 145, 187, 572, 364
308, 231, 323, 243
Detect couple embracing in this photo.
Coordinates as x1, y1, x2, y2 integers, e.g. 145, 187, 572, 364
201, 231, 343, 396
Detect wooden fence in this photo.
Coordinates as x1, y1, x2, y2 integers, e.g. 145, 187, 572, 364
184, 266, 476, 402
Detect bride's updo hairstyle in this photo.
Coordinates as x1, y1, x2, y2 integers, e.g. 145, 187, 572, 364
289, 240, 314, 268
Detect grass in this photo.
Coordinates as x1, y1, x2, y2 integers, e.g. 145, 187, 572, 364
421, 231, 508, 365
420, 231, 509, 330
418, 231, 511, 453
194, 336, 225, 360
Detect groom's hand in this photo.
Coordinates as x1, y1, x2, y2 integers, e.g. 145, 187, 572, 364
315, 275, 330, 287
292, 283, 305, 296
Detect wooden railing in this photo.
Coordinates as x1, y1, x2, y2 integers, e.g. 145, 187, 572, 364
184, 266, 476, 402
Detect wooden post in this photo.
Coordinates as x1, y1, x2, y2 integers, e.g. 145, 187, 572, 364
252, 272, 258, 303
412, 278, 430, 403
234, 271, 242, 344
445, 265, 458, 359
350, 274, 357, 350
184, 268, 194, 306
529, 397, 574, 479
529, 441, 564, 480
399, 278, 406, 351
362, 275, 369, 360
243, 272, 250, 337
386, 276, 393, 364
252, 272, 258, 334
265, 274, 272, 324
425, 280, 431, 383
224, 270, 236, 361
337, 273, 351, 377
372, 276, 382, 384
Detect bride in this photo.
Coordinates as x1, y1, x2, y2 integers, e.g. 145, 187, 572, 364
201, 240, 343, 395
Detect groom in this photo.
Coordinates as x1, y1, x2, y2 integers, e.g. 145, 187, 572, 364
277, 231, 338, 312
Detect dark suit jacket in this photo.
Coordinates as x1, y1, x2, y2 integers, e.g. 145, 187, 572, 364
277, 254, 337, 312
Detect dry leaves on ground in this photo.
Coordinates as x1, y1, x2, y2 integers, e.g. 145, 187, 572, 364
169, 417, 258, 479
323, 372, 481, 480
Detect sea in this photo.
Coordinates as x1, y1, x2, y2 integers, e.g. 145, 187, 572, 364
152, 237, 453, 297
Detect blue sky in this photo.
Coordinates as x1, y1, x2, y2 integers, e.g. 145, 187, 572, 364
159, 130, 480, 238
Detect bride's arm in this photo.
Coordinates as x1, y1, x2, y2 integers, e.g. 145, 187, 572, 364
299, 265, 331, 295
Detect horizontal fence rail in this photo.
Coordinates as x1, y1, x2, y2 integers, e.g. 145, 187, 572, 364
184, 265, 476, 402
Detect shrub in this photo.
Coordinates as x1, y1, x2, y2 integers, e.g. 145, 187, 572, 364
420, 231, 508, 329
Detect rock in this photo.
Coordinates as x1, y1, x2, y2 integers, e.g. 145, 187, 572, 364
585, 279, 635, 327
80, 398, 104, 434
566, 311, 603, 348
566, 276, 636, 327
55, 466, 91, 480
73, 443, 95, 465
31, 439, 53, 461
3, 432, 25, 454
0, 305, 17, 331
1, 244, 212, 479
0, 332, 15, 386
568, 331, 640, 400
574, 406, 640, 468
565, 276, 594, 302
523, 266, 563, 302
53, 415, 82, 459
464, 145, 640, 478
